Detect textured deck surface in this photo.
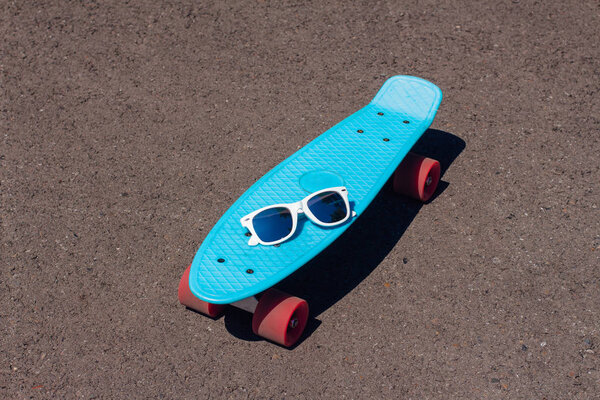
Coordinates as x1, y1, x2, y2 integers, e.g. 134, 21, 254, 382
189, 76, 442, 303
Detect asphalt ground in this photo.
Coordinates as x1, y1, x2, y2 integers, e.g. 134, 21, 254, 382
1, 1, 599, 398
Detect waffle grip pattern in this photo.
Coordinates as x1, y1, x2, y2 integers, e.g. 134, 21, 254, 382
189, 76, 442, 303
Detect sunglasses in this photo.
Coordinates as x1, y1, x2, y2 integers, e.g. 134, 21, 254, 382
240, 186, 353, 246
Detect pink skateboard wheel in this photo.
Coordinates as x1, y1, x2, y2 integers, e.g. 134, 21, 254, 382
178, 265, 226, 318
393, 152, 441, 202
252, 288, 309, 347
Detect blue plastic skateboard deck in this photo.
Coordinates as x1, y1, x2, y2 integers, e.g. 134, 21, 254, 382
189, 76, 442, 304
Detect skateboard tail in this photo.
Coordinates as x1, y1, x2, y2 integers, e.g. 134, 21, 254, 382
370, 75, 442, 124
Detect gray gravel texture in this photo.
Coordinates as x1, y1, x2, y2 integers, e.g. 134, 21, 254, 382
1, 0, 599, 398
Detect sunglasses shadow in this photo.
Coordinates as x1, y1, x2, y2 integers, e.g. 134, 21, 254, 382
223, 129, 465, 346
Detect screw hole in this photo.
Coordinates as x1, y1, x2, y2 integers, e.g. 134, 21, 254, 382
246, 269, 254, 274
357, 129, 364, 133
377, 112, 384, 116
383, 138, 390, 142
217, 258, 225, 263
403, 120, 410, 124
245, 232, 252, 237
273, 243, 280, 248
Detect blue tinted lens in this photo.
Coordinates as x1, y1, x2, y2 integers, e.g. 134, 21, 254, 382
307, 191, 347, 224
252, 207, 293, 243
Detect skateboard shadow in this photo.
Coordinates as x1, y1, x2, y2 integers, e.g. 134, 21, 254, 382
223, 129, 465, 347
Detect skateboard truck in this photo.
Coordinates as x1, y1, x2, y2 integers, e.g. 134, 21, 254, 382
179, 265, 309, 347
231, 295, 259, 313
232, 294, 301, 329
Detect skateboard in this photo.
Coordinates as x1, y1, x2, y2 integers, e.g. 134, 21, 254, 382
178, 76, 443, 347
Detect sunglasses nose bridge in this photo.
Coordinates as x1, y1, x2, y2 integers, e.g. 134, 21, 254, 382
293, 199, 305, 215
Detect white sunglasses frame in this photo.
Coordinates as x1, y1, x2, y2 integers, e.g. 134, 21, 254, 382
240, 186, 353, 246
